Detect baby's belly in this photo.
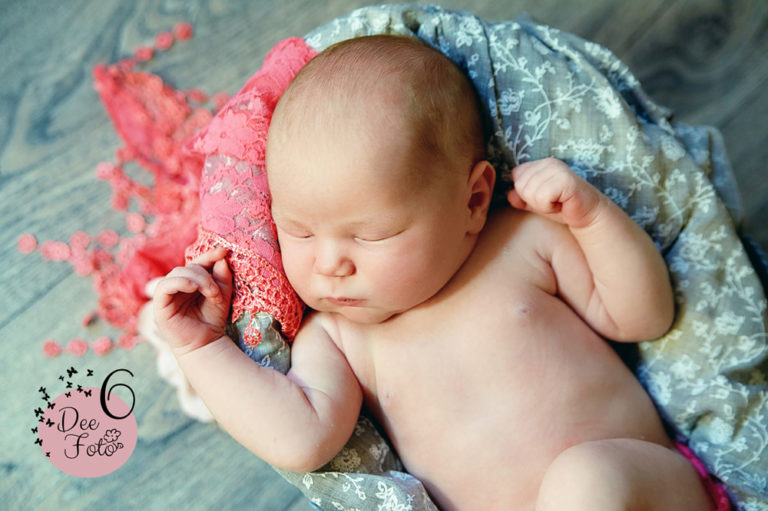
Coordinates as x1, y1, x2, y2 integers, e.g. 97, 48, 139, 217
364, 290, 670, 511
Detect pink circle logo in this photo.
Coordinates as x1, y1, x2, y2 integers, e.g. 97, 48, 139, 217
34, 368, 137, 478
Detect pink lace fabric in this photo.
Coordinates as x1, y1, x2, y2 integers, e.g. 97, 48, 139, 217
22, 27, 312, 355
184, 37, 315, 345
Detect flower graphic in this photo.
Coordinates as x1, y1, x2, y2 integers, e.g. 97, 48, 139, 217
103, 429, 121, 443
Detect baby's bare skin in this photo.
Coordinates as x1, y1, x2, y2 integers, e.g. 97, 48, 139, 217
320, 207, 672, 510
154, 36, 715, 511
155, 160, 711, 510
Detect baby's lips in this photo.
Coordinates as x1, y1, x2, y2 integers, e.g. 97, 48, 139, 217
326, 297, 364, 307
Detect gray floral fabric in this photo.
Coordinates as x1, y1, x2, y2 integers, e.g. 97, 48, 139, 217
275, 414, 438, 511
237, 4, 768, 510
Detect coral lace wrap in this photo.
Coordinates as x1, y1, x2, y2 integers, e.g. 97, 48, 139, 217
184, 38, 316, 345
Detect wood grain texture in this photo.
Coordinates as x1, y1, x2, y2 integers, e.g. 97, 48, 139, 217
1, 1, 766, 510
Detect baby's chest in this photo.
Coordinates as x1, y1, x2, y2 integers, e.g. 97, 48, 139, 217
340, 214, 581, 414
347, 276, 574, 417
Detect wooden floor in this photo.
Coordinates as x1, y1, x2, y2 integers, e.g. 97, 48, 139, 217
2, 1, 766, 509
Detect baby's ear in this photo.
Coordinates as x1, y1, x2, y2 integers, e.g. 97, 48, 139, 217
466, 160, 496, 234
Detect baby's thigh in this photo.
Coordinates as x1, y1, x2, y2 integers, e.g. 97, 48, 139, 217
535, 438, 713, 511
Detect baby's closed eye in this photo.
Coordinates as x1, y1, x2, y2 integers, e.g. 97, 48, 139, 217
275, 223, 314, 240
354, 229, 405, 244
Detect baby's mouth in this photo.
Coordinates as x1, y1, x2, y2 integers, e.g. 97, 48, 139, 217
326, 297, 364, 307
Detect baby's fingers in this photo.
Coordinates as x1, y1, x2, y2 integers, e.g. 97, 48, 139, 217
212, 258, 233, 298
155, 266, 221, 307
191, 247, 228, 268
506, 189, 528, 211
153, 275, 201, 310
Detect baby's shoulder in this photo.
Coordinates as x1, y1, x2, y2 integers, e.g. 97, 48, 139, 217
474, 207, 567, 289
482, 206, 568, 253
300, 310, 340, 341
300, 310, 363, 357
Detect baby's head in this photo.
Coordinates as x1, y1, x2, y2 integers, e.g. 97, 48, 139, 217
267, 35, 495, 323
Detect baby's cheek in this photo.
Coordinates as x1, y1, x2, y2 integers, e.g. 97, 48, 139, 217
379, 252, 433, 300
280, 250, 308, 292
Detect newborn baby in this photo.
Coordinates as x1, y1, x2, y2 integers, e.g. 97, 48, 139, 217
154, 35, 722, 510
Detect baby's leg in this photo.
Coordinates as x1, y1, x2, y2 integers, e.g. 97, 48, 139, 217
535, 438, 714, 511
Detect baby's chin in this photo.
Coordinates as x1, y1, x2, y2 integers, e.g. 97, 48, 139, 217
313, 302, 398, 325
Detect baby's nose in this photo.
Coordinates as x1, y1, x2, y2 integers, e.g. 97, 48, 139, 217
313, 241, 355, 277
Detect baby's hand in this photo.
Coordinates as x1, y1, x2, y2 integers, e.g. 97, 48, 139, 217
153, 247, 233, 355
507, 158, 601, 229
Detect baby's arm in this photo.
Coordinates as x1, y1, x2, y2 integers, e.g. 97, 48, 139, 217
508, 158, 674, 342
154, 248, 362, 472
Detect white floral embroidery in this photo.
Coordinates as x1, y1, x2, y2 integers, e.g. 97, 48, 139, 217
303, 473, 314, 490
592, 86, 623, 119
375, 481, 414, 511
498, 88, 524, 115
330, 448, 362, 472
661, 135, 686, 161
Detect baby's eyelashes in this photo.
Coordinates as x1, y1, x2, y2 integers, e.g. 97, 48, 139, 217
277, 226, 404, 244
354, 237, 382, 244
353, 229, 404, 244
276, 225, 314, 240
